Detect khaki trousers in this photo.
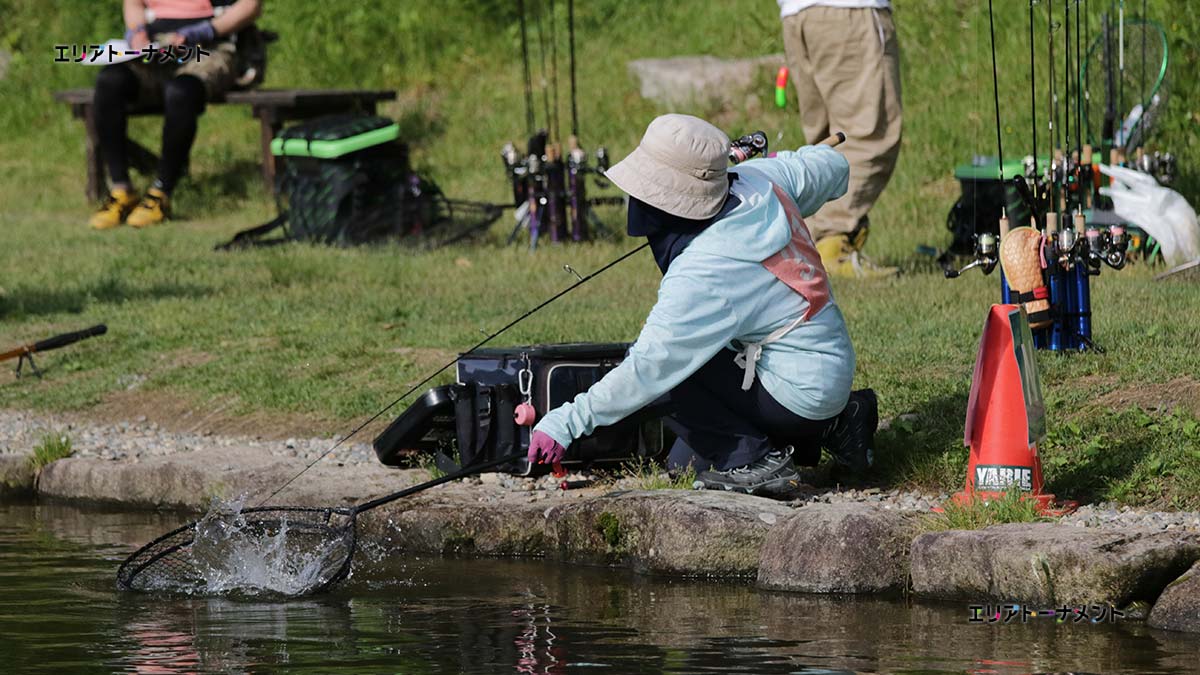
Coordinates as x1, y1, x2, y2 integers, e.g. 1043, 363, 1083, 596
782, 6, 903, 241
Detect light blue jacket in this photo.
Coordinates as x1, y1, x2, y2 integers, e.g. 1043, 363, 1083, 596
535, 145, 854, 448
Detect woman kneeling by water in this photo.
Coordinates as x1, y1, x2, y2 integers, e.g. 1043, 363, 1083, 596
528, 114, 878, 496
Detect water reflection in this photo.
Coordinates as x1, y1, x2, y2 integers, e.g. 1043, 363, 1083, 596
2, 500, 1197, 674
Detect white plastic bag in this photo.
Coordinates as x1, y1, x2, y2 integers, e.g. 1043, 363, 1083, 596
1098, 163, 1200, 266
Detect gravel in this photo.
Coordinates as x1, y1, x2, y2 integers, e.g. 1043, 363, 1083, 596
0, 409, 376, 466
1059, 503, 1200, 532
5, 409, 1200, 530
790, 486, 941, 512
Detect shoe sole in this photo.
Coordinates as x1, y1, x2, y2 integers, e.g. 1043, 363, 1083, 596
692, 469, 801, 496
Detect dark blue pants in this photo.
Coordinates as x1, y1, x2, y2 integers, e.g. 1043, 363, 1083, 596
663, 350, 838, 472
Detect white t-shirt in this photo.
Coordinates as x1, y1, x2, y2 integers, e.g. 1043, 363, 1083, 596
777, 0, 891, 18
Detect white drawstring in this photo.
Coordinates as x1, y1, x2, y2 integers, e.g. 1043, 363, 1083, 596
872, 8, 885, 49
733, 315, 807, 391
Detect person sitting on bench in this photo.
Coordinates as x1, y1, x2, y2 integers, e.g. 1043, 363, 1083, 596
528, 114, 878, 496
89, 0, 263, 230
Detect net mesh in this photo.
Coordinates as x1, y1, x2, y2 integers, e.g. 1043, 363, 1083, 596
414, 196, 504, 249
1082, 20, 1168, 149
117, 506, 357, 596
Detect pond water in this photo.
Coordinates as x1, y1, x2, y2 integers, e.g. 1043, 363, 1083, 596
1, 500, 1196, 674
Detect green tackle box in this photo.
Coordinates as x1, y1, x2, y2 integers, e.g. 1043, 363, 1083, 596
270, 114, 401, 159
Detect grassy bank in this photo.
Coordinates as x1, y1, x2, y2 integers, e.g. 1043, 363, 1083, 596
1, 1, 1198, 507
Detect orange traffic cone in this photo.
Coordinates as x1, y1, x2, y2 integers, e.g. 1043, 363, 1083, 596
955, 305, 1076, 515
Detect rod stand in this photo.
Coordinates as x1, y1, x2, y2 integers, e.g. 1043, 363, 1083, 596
15, 353, 41, 379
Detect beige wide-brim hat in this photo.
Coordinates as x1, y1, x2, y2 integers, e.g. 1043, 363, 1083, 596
604, 114, 730, 220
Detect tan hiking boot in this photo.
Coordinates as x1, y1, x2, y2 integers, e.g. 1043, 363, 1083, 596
126, 187, 170, 228
88, 187, 140, 230
816, 235, 900, 279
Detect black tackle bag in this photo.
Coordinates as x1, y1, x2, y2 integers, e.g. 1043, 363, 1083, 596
946, 156, 1034, 255
218, 114, 500, 250
372, 343, 671, 476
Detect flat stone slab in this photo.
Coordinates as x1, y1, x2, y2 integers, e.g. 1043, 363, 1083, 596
911, 523, 1200, 607
36, 447, 420, 511
544, 489, 794, 577
364, 493, 551, 557
758, 503, 917, 593
1148, 561, 1200, 632
628, 55, 784, 109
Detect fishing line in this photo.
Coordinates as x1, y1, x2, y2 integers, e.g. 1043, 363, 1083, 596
256, 242, 651, 507
518, 0, 535, 137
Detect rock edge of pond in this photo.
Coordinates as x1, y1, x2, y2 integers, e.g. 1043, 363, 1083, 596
7, 447, 1200, 633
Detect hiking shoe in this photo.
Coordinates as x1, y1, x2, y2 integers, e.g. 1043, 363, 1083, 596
692, 447, 800, 496
816, 235, 899, 279
825, 389, 879, 476
88, 187, 139, 230
126, 187, 170, 228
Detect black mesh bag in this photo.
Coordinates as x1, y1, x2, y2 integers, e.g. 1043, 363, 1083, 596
218, 115, 500, 250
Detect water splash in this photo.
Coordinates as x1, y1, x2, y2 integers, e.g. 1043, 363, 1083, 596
134, 498, 354, 596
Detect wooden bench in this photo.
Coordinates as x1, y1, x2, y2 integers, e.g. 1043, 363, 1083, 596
54, 87, 397, 201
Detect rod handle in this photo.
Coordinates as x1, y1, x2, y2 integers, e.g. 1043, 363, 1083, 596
32, 324, 107, 353
819, 132, 846, 147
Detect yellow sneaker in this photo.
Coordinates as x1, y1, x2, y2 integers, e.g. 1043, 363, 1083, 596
126, 187, 170, 228
88, 187, 139, 230
817, 235, 900, 280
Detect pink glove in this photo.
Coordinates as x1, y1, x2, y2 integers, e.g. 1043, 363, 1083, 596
527, 430, 566, 466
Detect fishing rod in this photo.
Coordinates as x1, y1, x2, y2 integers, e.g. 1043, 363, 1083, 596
1029, 0, 1039, 191
947, 0, 1129, 352
548, 0, 561, 143
568, 0, 579, 138
256, 242, 648, 506
262, 130, 848, 505
534, 0, 553, 135
944, 0, 1005, 279
503, 0, 615, 247
1080, 0, 1089, 168
518, 0, 535, 137
1083, 0, 1091, 136
1049, 0, 1061, 213
1118, 0, 1124, 138
1, 324, 107, 378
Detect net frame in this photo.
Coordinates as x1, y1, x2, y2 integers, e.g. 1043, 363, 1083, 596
116, 506, 358, 595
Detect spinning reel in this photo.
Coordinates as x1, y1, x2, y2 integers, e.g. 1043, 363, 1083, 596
729, 131, 769, 164
501, 131, 615, 248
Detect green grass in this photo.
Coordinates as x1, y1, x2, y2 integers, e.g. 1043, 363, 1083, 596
1, 1, 1199, 508
28, 433, 73, 470
921, 488, 1049, 533
613, 457, 697, 491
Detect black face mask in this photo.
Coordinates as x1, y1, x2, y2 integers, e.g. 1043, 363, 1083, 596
626, 176, 741, 275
